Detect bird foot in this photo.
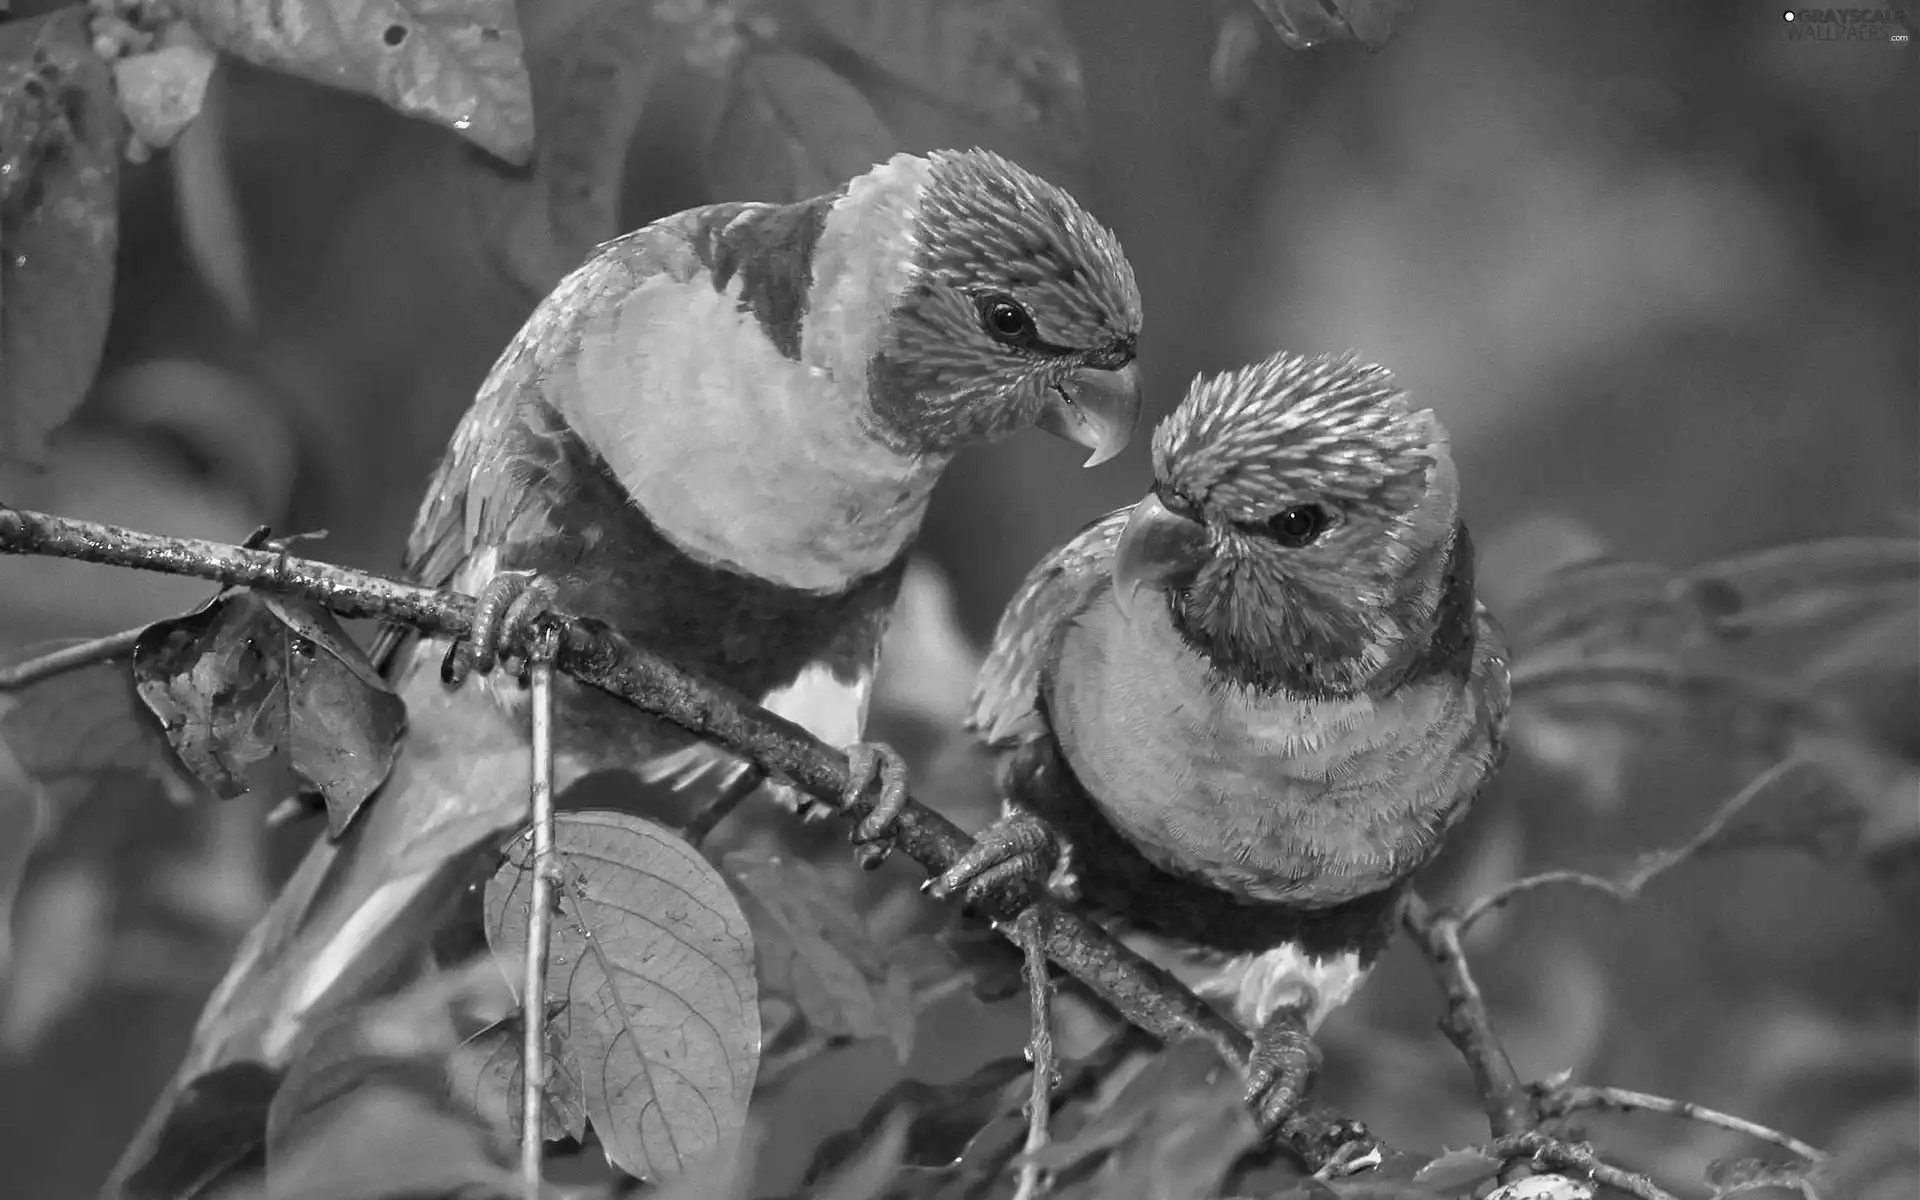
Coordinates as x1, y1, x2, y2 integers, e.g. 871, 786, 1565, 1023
1245, 1006, 1323, 1133
925, 805, 1061, 908
842, 741, 909, 869
442, 570, 563, 686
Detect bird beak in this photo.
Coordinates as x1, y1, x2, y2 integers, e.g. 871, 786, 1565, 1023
1113, 491, 1210, 622
1038, 362, 1142, 467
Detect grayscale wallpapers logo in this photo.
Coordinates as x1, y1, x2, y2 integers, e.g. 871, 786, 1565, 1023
1783, 8, 1912, 40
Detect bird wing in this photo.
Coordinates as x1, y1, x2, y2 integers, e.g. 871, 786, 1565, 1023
966, 505, 1133, 748
367, 208, 766, 673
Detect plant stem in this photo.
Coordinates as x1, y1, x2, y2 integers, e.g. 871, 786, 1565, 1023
1402, 894, 1531, 1136
0, 626, 145, 688
520, 630, 561, 1197
1011, 906, 1055, 1200
1536, 1083, 1826, 1163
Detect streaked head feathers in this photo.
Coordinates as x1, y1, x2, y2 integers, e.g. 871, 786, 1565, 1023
1153, 351, 1442, 520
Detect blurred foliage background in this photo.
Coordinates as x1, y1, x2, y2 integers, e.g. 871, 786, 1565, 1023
0, 0, 1914, 1196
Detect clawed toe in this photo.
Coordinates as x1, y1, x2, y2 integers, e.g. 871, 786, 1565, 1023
1245, 1007, 1322, 1132
843, 741, 909, 869
926, 806, 1058, 908
442, 571, 561, 686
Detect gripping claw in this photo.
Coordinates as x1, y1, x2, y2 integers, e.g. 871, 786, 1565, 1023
442, 570, 561, 686
1245, 1006, 1323, 1133
926, 805, 1059, 908
844, 742, 909, 869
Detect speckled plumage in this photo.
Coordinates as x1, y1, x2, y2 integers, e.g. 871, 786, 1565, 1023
965, 350, 1511, 1036
125, 149, 1144, 1181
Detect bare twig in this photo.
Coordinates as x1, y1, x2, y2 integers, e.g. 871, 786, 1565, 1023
1011, 906, 1055, 1200
683, 765, 767, 846
1457, 762, 1806, 934
0, 625, 144, 688
520, 628, 561, 1198
1486, 1131, 1680, 1200
1534, 1083, 1827, 1164
1402, 894, 1531, 1136
0, 505, 1390, 1165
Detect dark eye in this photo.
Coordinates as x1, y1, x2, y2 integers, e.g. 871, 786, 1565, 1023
980, 295, 1036, 344
1267, 504, 1333, 547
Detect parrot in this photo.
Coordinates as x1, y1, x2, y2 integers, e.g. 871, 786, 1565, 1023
920, 349, 1511, 1130
111, 148, 1143, 1195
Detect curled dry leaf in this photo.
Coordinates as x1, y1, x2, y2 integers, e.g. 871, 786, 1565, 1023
448, 1015, 588, 1144
0, 7, 121, 464
485, 810, 759, 1182
722, 851, 917, 1063
794, 0, 1086, 149
1250, 0, 1418, 50
704, 52, 897, 204
173, 0, 534, 163
131, 589, 407, 834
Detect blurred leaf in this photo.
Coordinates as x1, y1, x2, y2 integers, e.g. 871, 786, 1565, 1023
723, 851, 917, 1063
1680, 536, 1919, 644
1208, 7, 1265, 116
1486, 1176, 1596, 1200
1250, 0, 1417, 50
1037, 1038, 1258, 1200
813, 1109, 913, 1200
448, 1015, 588, 1144
806, 1055, 1028, 1183
485, 810, 759, 1182
0, 647, 200, 978
170, 71, 256, 329
254, 1082, 517, 1200
131, 589, 407, 834
704, 52, 895, 203
477, 0, 664, 295
0, 7, 121, 464
1506, 537, 1919, 660
113, 37, 218, 150
1410, 1148, 1505, 1193
794, 0, 1085, 148
117, 1062, 281, 1200
0, 862, 109, 1053
175, 0, 533, 163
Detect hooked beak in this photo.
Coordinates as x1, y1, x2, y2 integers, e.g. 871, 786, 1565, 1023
1113, 491, 1210, 622
1037, 362, 1142, 468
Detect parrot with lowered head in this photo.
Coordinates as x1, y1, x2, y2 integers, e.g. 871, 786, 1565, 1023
924, 350, 1510, 1129
113, 148, 1142, 1194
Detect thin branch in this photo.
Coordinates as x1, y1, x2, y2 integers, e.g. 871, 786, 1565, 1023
0, 504, 1365, 1168
1534, 1083, 1827, 1164
519, 629, 561, 1198
683, 766, 767, 846
1486, 1131, 1680, 1200
1402, 893, 1531, 1136
1012, 906, 1055, 1200
0, 626, 144, 688
1456, 761, 1805, 934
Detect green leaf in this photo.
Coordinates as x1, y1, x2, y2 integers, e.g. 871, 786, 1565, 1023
448, 1015, 588, 1144
0, 7, 121, 464
263, 1082, 517, 1200
794, 0, 1086, 148
131, 589, 407, 834
1037, 1038, 1258, 1200
475, 0, 664, 295
722, 851, 916, 1063
174, 0, 533, 163
485, 810, 759, 1182
1410, 1147, 1505, 1194
704, 52, 897, 204
1250, 0, 1418, 50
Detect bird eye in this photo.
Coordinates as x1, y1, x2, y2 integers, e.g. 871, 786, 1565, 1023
979, 295, 1036, 345
1267, 504, 1333, 547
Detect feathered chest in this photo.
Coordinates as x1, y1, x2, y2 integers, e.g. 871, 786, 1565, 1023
1045, 590, 1484, 905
